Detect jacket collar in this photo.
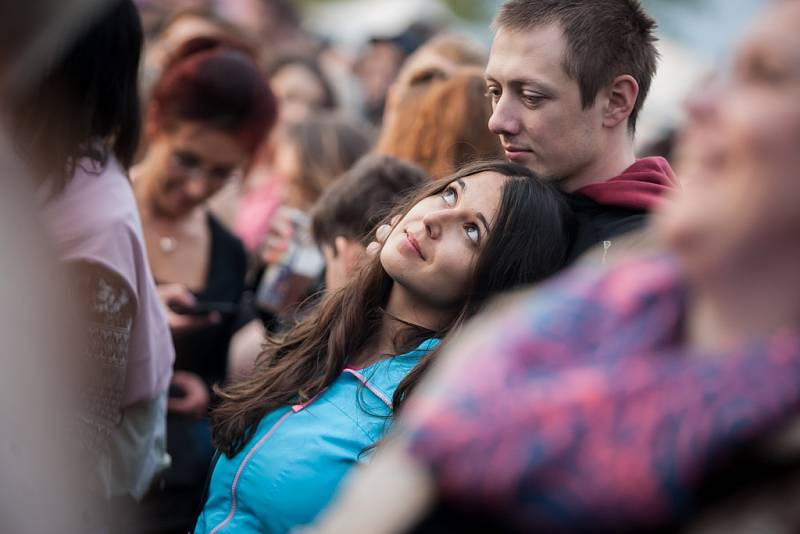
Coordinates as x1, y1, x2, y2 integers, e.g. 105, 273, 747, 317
572, 156, 678, 211
344, 338, 439, 408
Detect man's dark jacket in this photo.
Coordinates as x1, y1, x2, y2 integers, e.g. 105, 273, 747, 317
565, 156, 677, 263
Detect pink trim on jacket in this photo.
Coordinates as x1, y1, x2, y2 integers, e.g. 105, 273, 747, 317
209, 409, 294, 534
343, 368, 393, 408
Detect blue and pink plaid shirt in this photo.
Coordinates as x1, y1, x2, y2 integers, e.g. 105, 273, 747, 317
402, 254, 800, 532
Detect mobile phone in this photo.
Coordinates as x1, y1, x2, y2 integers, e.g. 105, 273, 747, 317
169, 301, 239, 316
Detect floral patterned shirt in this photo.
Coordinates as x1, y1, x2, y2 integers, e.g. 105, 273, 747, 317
403, 255, 800, 532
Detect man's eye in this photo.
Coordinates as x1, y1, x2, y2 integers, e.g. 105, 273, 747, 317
485, 86, 501, 102
522, 93, 545, 107
441, 186, 457, 205
464, 224, 480, 244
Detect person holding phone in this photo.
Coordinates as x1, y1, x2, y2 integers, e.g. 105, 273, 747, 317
132, 36, 277, 531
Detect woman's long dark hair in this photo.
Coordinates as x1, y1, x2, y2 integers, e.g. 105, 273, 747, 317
10, 0, 143, 190
212, 160, 573, 458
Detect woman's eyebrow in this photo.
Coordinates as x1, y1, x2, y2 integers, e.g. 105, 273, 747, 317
476, 212, 490, 234
456, 179, 491, 233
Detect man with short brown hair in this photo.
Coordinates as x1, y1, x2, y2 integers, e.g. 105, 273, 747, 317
486, 0, 677, 262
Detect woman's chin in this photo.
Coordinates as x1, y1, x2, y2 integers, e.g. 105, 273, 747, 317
156, 198, 194, 220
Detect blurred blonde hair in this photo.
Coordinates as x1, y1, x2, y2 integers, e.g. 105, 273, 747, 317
377, 70, 503, 178
393, 34, 486, 95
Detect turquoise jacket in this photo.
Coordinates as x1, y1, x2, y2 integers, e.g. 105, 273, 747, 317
194, 339, 438, 534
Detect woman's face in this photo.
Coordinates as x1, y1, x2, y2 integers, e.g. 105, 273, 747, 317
270, 64, 327, 126
272, 138, 311, 209
145, 121, 248, 218
380, 171, 507, 309
657, 2, 800, 278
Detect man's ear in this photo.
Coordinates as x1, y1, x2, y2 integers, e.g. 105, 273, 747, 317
603, 74, 639, 129
333, 236, 348, 259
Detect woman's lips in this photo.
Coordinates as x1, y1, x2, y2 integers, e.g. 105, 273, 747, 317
404, 231, 425, 260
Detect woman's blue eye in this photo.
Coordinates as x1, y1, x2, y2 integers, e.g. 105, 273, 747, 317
441, 187, 457, 205
465, 224, 480, 244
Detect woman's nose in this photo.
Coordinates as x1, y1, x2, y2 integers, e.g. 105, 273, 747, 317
422, 209, 457, 239
183, 176, 211, 200
685, 73, 724, 124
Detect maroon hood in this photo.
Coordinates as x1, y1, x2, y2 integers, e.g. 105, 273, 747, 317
573, 156, 678, 211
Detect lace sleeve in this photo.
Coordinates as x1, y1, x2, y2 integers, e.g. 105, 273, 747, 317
68, 261, 135, 458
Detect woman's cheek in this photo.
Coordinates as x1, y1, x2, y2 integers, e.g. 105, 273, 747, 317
729, 93, 800, 177
447, 246, 476, 288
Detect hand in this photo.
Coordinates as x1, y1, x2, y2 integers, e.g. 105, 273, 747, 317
260, 209, 295, 265
365, 216, 398, 258
167, 371, 210, 419
157, 283, 220, 335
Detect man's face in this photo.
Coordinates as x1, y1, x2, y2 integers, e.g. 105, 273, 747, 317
485, 24, 604, 188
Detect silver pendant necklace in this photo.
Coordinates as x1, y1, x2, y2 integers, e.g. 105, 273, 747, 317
159, 236, 177, 254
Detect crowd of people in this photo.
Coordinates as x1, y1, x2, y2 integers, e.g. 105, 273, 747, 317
1, 0, 799, 532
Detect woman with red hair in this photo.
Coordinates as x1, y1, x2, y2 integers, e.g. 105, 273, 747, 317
132, 36, 277, 531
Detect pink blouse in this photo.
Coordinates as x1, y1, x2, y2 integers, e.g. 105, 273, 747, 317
234, 174, 284, 254
39, 155, 174, 405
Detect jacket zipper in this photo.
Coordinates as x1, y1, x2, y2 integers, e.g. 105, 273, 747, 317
343, 368, 393, 409
602, 240, 612, 264
208, 392, 322, 534
207, 370, 389, 532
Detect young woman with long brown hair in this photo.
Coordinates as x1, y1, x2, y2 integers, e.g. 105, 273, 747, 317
195, 160, 573, 533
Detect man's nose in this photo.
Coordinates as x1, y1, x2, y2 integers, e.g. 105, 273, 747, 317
488, 95, 521, 137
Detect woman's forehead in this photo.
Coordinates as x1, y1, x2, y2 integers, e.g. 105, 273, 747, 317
455, 170, 508, 189
450, 171, 507, 220
742, 2, 800, 63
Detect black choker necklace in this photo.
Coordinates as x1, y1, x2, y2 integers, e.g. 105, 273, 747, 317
381, 308, 432, 331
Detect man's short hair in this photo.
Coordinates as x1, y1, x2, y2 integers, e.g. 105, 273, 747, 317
494, 0, 659, 132
311, 154, 429, 252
